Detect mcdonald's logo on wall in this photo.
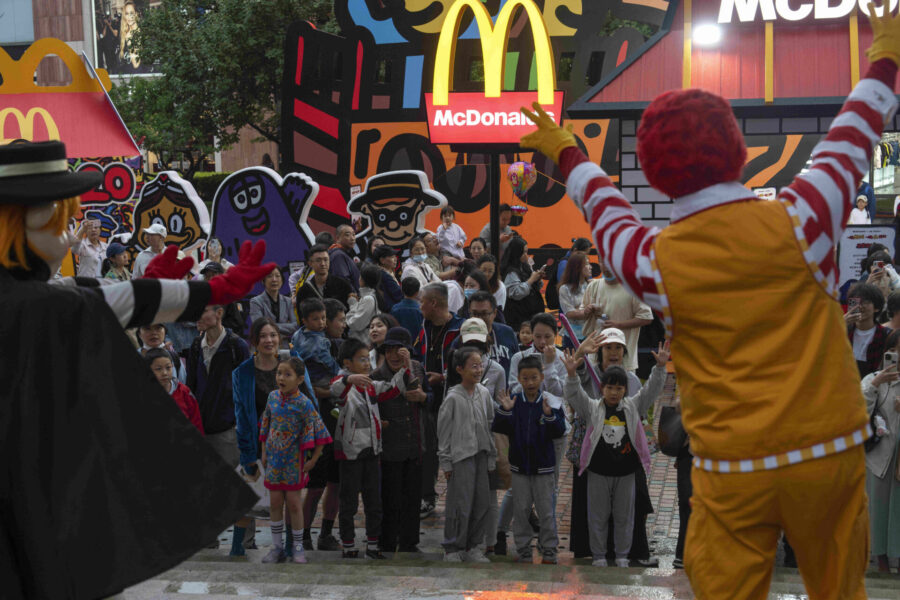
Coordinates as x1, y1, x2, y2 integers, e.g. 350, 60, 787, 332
0, 107, 60, 144
424, 0, 564, 144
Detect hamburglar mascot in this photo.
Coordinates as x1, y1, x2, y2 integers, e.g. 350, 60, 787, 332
0, 140, 275, 599
522, 5, 900, 600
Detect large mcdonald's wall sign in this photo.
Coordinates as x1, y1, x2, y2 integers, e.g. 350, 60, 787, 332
424, 0, 564, 144
280, 0, 678, 249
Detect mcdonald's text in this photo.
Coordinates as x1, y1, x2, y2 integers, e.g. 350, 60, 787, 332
425, 91, 564, 144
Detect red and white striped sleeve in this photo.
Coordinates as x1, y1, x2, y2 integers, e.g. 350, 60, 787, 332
560, 148, 664, 311
778, 59, 898, 297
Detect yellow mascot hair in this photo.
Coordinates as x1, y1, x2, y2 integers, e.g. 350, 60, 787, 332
0, 197, 80, 270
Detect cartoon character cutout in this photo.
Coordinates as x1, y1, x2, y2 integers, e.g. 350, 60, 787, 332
128, 171, 210, 253
602, 414, 626, 449
209, 167, 317, 293
347, 170, 446, 249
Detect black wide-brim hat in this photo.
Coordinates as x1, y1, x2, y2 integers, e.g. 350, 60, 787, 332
378, 326, 413, 354
0, 140, 102, 204
347, 171, 444, 214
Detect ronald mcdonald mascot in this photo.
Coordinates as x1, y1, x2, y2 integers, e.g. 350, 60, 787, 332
523, 6, 900, 600
0, 140, 275, 599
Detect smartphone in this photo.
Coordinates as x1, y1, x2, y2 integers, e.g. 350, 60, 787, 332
848, 297, 861, 313
407, 377, 420, 390
885, 351, 898, 370
876, 260, 886, 270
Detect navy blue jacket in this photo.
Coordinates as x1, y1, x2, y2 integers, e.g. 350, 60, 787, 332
492, 392, 566, 475
185, 329, 249, 435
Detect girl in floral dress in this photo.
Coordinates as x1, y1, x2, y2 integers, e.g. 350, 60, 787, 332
260, 357, 331, 564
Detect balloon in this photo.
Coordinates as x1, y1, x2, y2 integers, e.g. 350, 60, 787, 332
507, 162, 537, 199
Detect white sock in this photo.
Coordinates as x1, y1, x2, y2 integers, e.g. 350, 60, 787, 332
270, 520, 284, 549
292, 529, 304, 550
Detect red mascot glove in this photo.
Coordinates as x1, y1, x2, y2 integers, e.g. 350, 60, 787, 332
207, 240, 276, 305
144, 245, 195, 280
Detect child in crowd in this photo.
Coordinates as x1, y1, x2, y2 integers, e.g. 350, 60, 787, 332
324, 297, 347, 358
292, 299, 341, 390
138, 322, 184, 381
517, 321, 533, 351
493, 356, 566, 564
330, 338, 411, 559
260, 357, 332, 564
509, 313, 567, 396
346, 264, 382, 343
144, 348, 204, 434
439, 347, 497, 563
391, 277, 426, 362
437, 206, 467, 260
563, 340, 669, 567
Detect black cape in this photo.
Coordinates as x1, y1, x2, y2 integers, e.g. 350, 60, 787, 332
0, 266, 256, 599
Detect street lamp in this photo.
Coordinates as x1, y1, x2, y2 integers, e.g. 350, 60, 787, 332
693, 24, 722, 46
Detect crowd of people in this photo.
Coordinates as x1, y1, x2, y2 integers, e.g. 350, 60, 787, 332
80, 198, 897, 573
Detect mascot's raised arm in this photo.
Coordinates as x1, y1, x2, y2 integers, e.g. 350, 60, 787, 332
0, 140, 274, 599
523, 5, 900, 599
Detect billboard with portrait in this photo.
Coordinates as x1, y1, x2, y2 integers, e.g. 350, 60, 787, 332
92, 0, 158, 76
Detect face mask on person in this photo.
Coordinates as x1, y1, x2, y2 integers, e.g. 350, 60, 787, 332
464, 288, 476, 299
413, 254, 426, 264
603, 273, 617, 283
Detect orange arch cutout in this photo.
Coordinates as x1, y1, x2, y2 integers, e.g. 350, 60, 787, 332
0, 38, 112, 95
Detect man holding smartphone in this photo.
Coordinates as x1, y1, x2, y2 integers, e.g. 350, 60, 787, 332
846, 283, 890, 377
71, 218, 108, 277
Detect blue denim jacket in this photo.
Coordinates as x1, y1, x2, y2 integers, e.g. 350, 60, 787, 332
291, 326, 341, 386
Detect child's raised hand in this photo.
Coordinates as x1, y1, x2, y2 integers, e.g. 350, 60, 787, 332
498, 388, 515, 411
347, 374, 372, 388
562, 349, 582, 376
651, 340, 671, 367
542, 395, 552, 416
580, 330, 605, 356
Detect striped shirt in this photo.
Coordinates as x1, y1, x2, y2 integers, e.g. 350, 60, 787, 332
561, 67, 899, 314
54, 277, 211, 329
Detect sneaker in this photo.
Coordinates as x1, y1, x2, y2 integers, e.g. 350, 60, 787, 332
592, 558, 608, 567
515, 554, 533, 564
615, 558, 630, 568
228, 547, 246, 557
262, 547, 286, 563
631, 557, 659, 568
541, 556, 558, 565
420, 499, 436, 518
342, 549, 359, 559
317, 534, 341, 551
494, 532, 507, 556
463, 548, 491, 563
672, 557, 684, 569
292, 548, 308, 564
302, 537, 313, 551
365, 548, 387, 560
444, 551, 463, 562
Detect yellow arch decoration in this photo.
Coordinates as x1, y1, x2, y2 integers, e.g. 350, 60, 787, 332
432, 0, 556, 105
0, 38, 112, 95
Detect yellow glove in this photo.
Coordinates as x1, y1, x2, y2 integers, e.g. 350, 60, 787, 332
866, 2, 900, 66
520, 102, 576, 164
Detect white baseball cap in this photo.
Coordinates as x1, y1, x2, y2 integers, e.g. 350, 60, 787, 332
143, 223, 167, 237
599, 327, 627, 348
460, 317, 488, 343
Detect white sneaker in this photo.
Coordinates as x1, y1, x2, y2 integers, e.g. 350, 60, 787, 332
463, 548, 491, 563
592, 558, 608, 567
615, 558, 630, 568
444, 551, 463, 562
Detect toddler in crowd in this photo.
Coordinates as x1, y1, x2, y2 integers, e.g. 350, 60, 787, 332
330, 338, 411, 559
493, 356, 566, 564
563, 340, 669, 567
292, 298, 341, 392
517, 321, 533, 351
437, 206, 467, 260
260, 357, 332, 564
144, 348, 204, 434
439, 347, 497, 563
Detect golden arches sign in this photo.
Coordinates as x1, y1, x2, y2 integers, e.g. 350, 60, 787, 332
0, 107, 60, 144
432, 0, 557, 105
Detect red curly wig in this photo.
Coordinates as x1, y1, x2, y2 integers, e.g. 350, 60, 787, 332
636, 89, 746, 199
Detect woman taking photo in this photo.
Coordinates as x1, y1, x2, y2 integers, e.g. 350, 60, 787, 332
861, 329, 900, 574
558, 251, 592, 347
477, 254, 506, 310
368, 313, 400, 369
500, 236, 545, 330
198, 237, 234, 273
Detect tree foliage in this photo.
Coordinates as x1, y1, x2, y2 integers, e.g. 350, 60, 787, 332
110, 0, 336, 179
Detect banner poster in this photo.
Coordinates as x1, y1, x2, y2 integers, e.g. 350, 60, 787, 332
838, 225, 896, 289
92, 0, 159, 76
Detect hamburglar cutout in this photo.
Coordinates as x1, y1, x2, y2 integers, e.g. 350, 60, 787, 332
0, 140, 275, 599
